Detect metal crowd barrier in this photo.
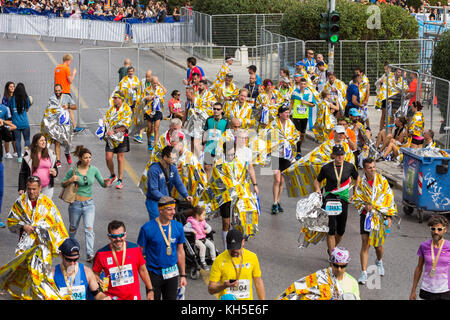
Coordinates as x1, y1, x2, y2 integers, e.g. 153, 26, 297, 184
131, 22, 186, 44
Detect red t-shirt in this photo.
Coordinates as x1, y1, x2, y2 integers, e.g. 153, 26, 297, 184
92, 242, 146, 300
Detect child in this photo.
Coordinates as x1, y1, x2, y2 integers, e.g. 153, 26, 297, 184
184, 206, 216, 271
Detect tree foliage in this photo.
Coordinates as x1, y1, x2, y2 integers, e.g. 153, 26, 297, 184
192, 0, 298, 15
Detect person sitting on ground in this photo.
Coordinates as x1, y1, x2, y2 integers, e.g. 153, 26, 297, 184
376, 116, 407, 156
423, 129, 436, 149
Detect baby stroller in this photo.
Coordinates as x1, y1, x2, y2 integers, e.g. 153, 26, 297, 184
175, 201, 219, 280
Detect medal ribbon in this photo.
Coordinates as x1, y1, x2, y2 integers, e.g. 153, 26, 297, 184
430, 240, 445, 278
111, 242, 127, 281
156, 218, 172, 255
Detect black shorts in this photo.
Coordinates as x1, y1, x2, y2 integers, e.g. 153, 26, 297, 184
272, 156, 291, 172
292, 118, 308, 134
105, 136, 130, 153
411, 136, 424, 145
360, 213, 370, 235
419, 289, 450, 300
324, 196, 349, 236
220, 201, 231, 219
144, 111, 163, 122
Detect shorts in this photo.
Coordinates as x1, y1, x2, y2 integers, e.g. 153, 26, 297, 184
360, 213, 370, 235
292, 118, 308, 134
219, 201, 231, 219
411, 136, 424, 146
271, 156, 291, 172
419, 289, 450, 300
105, 136, 130, 153
144, 111, 163, 122
324, 196, 348, 236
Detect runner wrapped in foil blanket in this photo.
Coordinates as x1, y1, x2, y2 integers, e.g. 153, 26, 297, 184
41, 94, 73, 146
296, 192, 328, 249
0, 193, 68, 300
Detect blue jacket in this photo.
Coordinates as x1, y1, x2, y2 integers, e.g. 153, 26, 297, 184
8, 96, 30, 129
146, 162, 189, 201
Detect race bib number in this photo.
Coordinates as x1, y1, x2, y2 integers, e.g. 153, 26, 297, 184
325, 201, 342, 216
297, 105, 307, 114
109, 264, 134, 287
226, 279, 250, 299
162, 265, 179, 280
208, 129, 221, 142
60, 285, 86, 300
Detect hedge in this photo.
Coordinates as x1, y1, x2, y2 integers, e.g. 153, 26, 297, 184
431, 30, 450, 126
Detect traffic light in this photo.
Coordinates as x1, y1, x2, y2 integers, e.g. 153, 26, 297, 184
319, 10, 340, 43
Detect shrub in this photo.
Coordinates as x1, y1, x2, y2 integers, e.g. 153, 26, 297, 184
431, 30, 450, 125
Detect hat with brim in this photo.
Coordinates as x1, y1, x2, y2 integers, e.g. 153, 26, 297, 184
334, 125, 346, 134
59, 238, 80, 257
226, 229, 243, 250
332, 145, 345, 156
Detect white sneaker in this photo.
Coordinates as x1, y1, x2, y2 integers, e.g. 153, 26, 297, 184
376, 259, 385, 276
13, 152, 18, 158
5, 153, 13, 159
358, 271, 368, 285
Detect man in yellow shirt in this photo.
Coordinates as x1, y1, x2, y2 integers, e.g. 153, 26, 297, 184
208, 229, 265, 300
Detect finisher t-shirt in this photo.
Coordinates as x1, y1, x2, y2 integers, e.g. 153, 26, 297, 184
317, 161, 359, 202
418, 240, 450, 293
92, 241, 146, 300
137, 219, 185, 275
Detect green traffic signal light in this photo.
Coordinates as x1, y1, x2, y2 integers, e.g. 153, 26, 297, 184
319, 10, 340, 43
330, 34, 339, 43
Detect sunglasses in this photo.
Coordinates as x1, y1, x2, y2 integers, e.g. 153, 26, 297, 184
83, 175, 88, 186
64, 256, 79, 263
430, 227, 445, 232
108, 232, 126, 239
27, 176, 41, 183
213, 108, 222, 111
332, 263, 348, 269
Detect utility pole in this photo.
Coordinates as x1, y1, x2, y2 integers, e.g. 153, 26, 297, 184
328, 0, 335, 73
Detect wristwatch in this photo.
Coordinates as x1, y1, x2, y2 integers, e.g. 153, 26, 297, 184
146, 288, 154, 294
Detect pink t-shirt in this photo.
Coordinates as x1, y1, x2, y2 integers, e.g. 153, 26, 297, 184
32, 156, 52, 188
418, 240, 450, 293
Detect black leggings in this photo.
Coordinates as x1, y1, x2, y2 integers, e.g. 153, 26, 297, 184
326, 199, 349, 236
149, 271, 179, 300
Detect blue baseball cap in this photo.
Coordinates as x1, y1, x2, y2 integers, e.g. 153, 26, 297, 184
59, 238, 80, 257
349, 108, 361, 117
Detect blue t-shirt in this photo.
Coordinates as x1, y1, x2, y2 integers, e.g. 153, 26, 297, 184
346, 83, 360, 109
0, 104, 11, 120
137, 219, 186, 275
8, 96, 30, 129
256, 75, 262, 86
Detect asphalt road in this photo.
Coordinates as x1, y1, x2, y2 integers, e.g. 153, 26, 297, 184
0, 36, 439, 300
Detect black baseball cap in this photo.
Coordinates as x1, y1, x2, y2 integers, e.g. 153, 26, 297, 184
278, 105, 290, 115
59, 238, 80, 257
226, 229, 244, 250
332, 145, 345, 156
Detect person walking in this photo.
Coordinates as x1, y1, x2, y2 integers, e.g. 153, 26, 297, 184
18, 133, 58, 199
314, 145, 360, 256
208, 229, 265, 300
61, 145, 110, 263
93, 220, 154, 300
7, 82, 31, 163
146, 145, 192, 220
410, 215, 450, 300
138, 196, 187, 300
2, 81, 17, 159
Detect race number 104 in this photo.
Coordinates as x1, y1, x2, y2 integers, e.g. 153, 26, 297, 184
225, 304, 269, 315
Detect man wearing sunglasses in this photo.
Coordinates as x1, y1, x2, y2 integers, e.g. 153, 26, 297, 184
410, 215, 450, 300
92, 220, 154, 300
278, 247, 359, 300
53, 238, 110, 300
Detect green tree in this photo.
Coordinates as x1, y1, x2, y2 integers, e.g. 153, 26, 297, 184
431, 30, 450, 126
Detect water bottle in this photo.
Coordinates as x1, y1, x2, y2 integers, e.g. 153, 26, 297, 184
384, 220, 391, 234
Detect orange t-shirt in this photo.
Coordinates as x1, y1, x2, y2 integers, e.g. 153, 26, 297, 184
329, 128, 356, 144
54, 64, 71, 94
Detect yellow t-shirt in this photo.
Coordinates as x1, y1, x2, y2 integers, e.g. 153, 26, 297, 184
209, 248, 262, 300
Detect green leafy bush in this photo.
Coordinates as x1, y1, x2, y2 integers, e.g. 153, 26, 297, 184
431, 30, 450, 125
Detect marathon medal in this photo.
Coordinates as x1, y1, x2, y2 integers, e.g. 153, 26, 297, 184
157, 218, 172, 256
430, 240, 444, 278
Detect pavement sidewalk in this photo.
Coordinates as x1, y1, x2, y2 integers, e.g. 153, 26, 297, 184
158, 47, 405, 189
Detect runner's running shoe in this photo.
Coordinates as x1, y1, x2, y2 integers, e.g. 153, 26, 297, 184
106, 175, 117, 187
358, 271, 368, 285
376, 259, 385, 276
116, 180, 124, 189
134, 135, 144, 143
74, 127, 85, 133
277, 203, 284, 213
271, 203, 279, 215
56, 160, 62, 168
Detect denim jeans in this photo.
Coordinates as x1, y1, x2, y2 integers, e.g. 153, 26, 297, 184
69, 199, 95, 258
145, 198, 159, 220
13, 127, 30, 158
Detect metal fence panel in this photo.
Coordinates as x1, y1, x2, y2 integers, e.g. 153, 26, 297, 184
88, 20, 125, 43
48, 18, 90, 40
132, 23, 184, 44
9, 14, 48, 37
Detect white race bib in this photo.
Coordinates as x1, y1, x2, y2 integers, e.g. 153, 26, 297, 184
208, 128, 221, 142
325, 200, 342, 216
109, 264, 134, 287
162, 264, 179, 280
226, 279, 250, 299
60, 285, 86, 300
